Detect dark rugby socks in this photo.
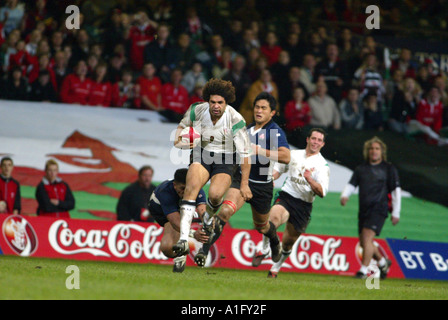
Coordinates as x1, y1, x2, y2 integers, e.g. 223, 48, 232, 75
264, 221, 279, 245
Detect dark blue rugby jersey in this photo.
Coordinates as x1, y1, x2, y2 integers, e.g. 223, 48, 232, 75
150, 179, 206, 217
246, 120, 290, 182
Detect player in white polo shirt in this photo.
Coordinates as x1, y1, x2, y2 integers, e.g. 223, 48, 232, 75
252, 128, 330, 277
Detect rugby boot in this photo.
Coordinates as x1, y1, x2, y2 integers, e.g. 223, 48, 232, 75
252, 250, 269, 267
172, 239, 190, 257
173, 255, 187, 273
380, 259, 392, 279
194, 248, 207, 267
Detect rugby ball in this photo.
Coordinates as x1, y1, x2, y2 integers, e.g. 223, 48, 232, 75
180, 126, 201, 147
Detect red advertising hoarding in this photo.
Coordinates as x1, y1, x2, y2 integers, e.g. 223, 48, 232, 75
0, 214, 404, 278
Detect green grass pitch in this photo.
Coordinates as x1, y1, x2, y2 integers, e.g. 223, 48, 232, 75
1, 256, 447, 300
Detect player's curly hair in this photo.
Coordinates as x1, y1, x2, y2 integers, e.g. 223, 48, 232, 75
202, 78, 236, 104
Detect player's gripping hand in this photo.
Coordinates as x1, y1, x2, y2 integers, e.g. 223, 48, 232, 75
175, 138, 195, 149
194, 229, 210, 243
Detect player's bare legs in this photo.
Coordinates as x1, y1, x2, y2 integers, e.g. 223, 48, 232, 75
184, 163, 210, 200
194, 181, 240, 267
160, 222, 179, 258
161, 222, 188, 273
268, 204, 290, 228
205, 173, 232, 220
357, 227, 391, 279
360, 228, 376, 267
281, 222, 301, 252
202, 173, 232, 239
269, 221, 301, 278
251, 206, 283, 266
252, 204, 290, 268
217, 188, 246, 223
173, 163, 209, 256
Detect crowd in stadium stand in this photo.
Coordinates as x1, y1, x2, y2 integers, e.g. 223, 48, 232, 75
1, 0, 447, 145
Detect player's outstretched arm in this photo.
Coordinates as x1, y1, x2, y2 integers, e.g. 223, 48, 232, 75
252, 145, 291, 164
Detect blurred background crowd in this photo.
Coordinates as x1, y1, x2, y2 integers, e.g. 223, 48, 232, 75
1, 0, 447, 145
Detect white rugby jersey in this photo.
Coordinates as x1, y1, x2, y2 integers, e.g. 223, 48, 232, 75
179, 102, 251, 158
274, 149, 330, 203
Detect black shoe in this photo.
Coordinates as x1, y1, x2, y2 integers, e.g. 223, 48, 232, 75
270, 237, 281, 263
194, 248, 207, 267
380, 259, 392, 279
172, 240, 190, 257
173, 255, 187, 273
354, 271, 367, 279
267, 271, 278, 278
252, 251, 268, 267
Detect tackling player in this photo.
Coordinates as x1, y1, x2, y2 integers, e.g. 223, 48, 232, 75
255, 128, 330, 278
172, 79, 252, 257
340, 136, 401, 279
193, 92, 291, 267
148, 168, 209, 273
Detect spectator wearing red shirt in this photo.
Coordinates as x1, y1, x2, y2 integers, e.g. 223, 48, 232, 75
0, 18, 5, 47
260, 31, 282, 67
87, 63, 112, 107
405, 86, 448, 146
160, 68, 189, 122
416, 87, 444, 134
27, 53, 58, 91
8, 39, 33, 75
284, 86, 311, 132
35, 159, 75, 219
125, 11, 157, 72
60, 60, 93, 105
0, 157, 21, 215
137, 63, 162, 111
112, 69, 141, 108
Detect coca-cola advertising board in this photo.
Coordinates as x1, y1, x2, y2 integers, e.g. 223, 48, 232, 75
0, 214, 405, 278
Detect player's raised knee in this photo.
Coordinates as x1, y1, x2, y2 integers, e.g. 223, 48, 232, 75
161, 243, 176, 258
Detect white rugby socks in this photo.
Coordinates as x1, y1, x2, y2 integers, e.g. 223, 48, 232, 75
270, 249, 291, 273
179, 200, 196, 241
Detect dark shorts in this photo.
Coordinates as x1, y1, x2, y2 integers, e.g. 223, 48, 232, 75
358, 212, 387, 236
274, 191, 312, 234
230, 169, 273, 214
148, 200, 169, 227
191, 148, 237, 178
